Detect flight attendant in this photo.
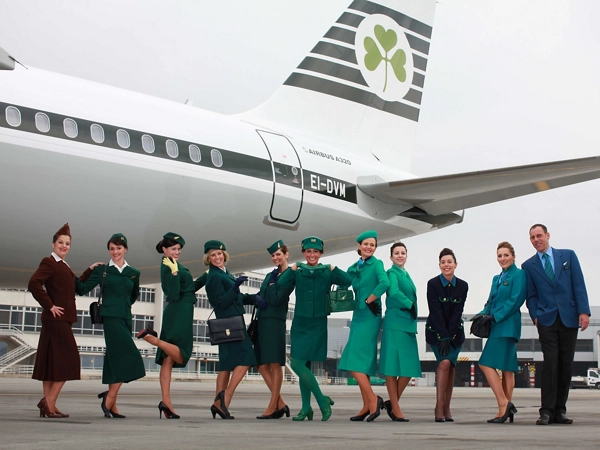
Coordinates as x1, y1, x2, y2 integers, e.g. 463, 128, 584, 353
78, 233, 146, 418
425, 248, 468, 422
255, 240, 291, 419
204, 240, 266, 419
379, 242, 421, 421
278, 236, 352, 421
28, 223, 101, 418
339, 230, 390, 422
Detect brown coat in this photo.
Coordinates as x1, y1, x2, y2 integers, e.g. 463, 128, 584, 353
28, 257, 79, 323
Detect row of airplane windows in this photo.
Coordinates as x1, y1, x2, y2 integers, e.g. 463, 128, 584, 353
4, 105, 224, 167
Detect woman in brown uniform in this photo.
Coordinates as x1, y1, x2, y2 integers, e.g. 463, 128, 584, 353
28, 223, 101, 418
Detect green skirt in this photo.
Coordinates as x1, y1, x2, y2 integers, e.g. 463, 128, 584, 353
479, 337, 518, 372
102, 317, 146, 384
379, 329, 422, 378
255, 317, 286, 366
431, 343, 462, 367
218, 322, 257, 371
338, 308, 381, 376
156, 302, 193, 368
290, 315, 327, 362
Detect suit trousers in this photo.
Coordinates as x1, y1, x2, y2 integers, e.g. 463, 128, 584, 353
537, 315, 578, 418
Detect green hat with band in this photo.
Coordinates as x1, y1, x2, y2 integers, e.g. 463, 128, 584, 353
204, 240, 226, 254
107, 233, 128, 248
267, 240, 285, 255
356, 230, 378, 243
301, 236, 323, 251
163, 232, 185, 248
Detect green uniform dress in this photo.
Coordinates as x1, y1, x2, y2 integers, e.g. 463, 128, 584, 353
478, 263, 526, 372
254, 267, 290, 366
156, 262, 198, 368
78, 262, 146, 384
379, 265, 422, 378
338, 256, 389, 376
279, 263, 352, 361
205, 265, 257, 371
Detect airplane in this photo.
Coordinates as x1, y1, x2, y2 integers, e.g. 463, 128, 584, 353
1, 0, 600, 288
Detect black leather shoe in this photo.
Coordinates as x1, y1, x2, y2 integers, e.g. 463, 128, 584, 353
536, 414, 551, 425
277, 405, 290, 418
366, 396, 385, 422
256, 409, 280, 419
350, 411, 369, 421
554, 414, 573, 424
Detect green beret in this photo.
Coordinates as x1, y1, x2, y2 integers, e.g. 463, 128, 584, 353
107, 233, 127, 248
204, 239, 226, 253
356, 230, 378, 243
301, 236, 323, 251
267, 240, 285, 255
163, 232, 185, 248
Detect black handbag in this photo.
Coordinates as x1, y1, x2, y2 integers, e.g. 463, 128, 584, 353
207, 310, 245, 345
327, 287, 355, 313
470, 313, 491, 338
89, 265, 107, 325
246, 306, 259, 345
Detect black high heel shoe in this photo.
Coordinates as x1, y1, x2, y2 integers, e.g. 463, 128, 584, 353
109, 409, 126, 418
277, 405, 290, 418
136, 326, 157, 339
98, 391, 111, 418
256, 409, 280, 419
384, 400, 409, 422
212, 390, 234, 419
350, 411, 369, 421
487, 402, 517, 423
366, 396, 385, 422
211, 405, 234, 419
158, 401, 180, 419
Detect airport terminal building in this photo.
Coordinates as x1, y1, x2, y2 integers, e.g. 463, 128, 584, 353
1, 278, 599, 388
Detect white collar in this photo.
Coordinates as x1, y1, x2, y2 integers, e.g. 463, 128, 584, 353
109, 259, 129, 273
50, 252, 70, 267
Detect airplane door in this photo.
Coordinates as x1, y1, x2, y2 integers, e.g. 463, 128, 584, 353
257, 131, 303, 225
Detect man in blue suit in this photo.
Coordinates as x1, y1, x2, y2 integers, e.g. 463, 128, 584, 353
522, 224, 590, 425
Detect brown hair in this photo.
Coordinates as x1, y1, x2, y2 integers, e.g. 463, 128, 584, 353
529, 223, 548, 233
155, 237, 179, 254
107, 237, 128, 250
439, 247, 456, 263
273, 245, 289, 255
390, 242, 407, 256
497, 241, 515, 257
357, 237, 378, 256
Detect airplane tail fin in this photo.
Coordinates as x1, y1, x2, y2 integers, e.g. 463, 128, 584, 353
238, 0, 437, 170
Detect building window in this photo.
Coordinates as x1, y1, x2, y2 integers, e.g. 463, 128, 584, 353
131, 315, 154, 338
5, 106, 21, 127
192, 319, 209, 343
166, 139, 179, 158
90, 124, 105, 143
189, 144, 201, 163
116, 129, 130, 148
35, 112, 50, 132
461, 339, 483, 352
210, 149, 223, 167
72, 310, 104, 336
195, 293, 210, 309
138, 287, 156, 303
575, 339, 594, 352
63, 118, 78, 138
141, 134, 155, 153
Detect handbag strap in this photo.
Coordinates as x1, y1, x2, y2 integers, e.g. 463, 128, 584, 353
97, 264, 108, 305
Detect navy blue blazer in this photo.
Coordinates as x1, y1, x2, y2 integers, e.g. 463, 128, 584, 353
522, 248, 590, 328
425, 275, 468, 348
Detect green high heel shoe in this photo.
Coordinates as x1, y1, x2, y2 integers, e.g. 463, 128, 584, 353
292, 408, 314, 421
320, 396, 335, 421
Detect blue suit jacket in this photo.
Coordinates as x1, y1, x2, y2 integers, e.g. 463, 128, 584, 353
522, 248, 590, 328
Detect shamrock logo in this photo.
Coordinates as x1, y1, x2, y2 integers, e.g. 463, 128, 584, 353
363, 25, 407, 92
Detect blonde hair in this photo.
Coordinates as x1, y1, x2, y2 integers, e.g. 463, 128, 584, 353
203, 249, 230, 266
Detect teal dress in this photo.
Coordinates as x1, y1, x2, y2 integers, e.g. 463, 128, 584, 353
279, 263, 351, 362
254, 267, 290, 366
338, 256, 389, 376
205, 265, 257, 371
478, 263, 526, 372
156, 262, 198, 368
79, 262, 146, 384
379, 265, 422, 378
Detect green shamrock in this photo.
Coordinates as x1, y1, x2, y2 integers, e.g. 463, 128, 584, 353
364, 25, 407, 92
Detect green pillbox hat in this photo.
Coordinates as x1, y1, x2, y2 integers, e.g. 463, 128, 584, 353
267, 240, 285, 255
204, 240, 226, 253
301, 236, 323, 251
356, 230, 378, 243
107, 233, 128, 248
163, 232, 185, 248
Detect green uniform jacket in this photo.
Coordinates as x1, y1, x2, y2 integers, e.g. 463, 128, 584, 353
384, 265, 418, 333
347, 256, 390, 310
161, 262, 197, 305
479, 263, 526, 340
257, 268, 290, 321
205, 265, 256, 318
278, 263, 352, 318
78, 264, 140, 320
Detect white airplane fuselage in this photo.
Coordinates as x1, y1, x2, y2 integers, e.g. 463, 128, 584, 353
0, 65, 461, 287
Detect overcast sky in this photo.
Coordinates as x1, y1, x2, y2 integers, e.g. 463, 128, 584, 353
1, 0, 599, 313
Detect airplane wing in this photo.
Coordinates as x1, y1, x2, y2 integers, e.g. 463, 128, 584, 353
358, 156, 600, 216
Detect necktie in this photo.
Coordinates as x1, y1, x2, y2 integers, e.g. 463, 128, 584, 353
497, 271, 505, 285
542, 253, 555, 281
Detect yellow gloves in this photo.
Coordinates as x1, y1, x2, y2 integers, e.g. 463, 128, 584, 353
162, 257, 179, 275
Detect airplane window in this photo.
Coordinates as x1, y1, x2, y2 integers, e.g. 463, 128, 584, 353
211, 149, 223, 167
63, 118, 78, 138
189, 144, 201, 163
90, 124, 105, 143
116, 129, 130, 148
5, 106, 21, 127
34, 112, 50, 132
166, 139, 179, 158
141, 134, 155, 153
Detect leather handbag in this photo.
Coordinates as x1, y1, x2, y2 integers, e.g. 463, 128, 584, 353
327, 287, 355, 313
470, 313, 491, 338
207, 311, 245, 345
246, 306, 259, 345
89, 265, 108, 325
